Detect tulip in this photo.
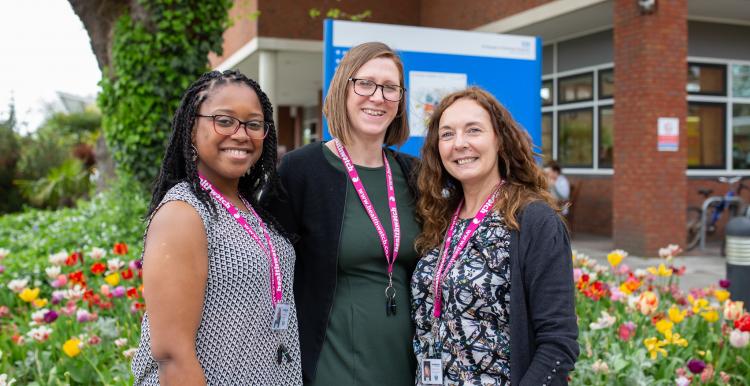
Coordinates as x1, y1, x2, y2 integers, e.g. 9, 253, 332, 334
618, 322, 636, 341
637, 291, 659, 315
19, 288, 40, 303
62, 338, 82, 357
714, 289, 730, 303
607, 250, 626, 267
112, 286, 126, 298
734, 314, 750, 332
43, 310, 58, 323
719, 279, 731, 289
113, 242, 128, 255
687, 359, 706, 374
729, 329, 750, 348
90, 247, 106, 260
723, 300, 744, 321
668, 305, 687, 324
104, 273, 120, 286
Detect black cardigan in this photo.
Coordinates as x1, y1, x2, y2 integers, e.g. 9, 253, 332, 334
268, 141, 418, 383
509, 201, 579, 385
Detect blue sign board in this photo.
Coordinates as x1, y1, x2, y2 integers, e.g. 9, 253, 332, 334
323, 19, 542, 157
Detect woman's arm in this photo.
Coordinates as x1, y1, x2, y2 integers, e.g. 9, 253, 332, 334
520, 208, 579, 385
142, 201, 209, 386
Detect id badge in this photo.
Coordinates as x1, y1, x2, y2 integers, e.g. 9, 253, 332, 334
420, 358, 443, 385
271, 303, 291, 331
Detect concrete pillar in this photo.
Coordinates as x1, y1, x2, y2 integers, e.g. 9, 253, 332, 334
258, 50, 278, 124
612, 0, 688, 255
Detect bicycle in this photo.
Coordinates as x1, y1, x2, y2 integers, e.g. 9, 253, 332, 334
686, 176, 750, 251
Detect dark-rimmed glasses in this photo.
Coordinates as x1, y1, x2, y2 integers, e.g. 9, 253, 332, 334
348, 78, 405, 102
196, 114, 270, 139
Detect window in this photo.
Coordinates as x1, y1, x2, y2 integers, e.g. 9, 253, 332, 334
687, 63, 726, 95
599, 107, 614, 168
558, 73, 593, 103
558, 109, 593, 167
733, 65, 750, 98
542, 113, 553, 159
541, 80, 553, 106
687, 103, 725, 168
733, 104, 750, 169
599, 69, 614, 99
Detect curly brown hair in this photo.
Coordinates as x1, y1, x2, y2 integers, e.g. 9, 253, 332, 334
415, 87, 560, 254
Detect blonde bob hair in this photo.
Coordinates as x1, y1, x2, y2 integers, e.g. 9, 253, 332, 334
415, 87, 560, 254
322, 42, 409, 147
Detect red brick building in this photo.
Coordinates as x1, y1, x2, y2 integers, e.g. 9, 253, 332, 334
211, 0, 750, 256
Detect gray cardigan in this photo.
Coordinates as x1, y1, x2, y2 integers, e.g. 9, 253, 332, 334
509, 201, 579, 385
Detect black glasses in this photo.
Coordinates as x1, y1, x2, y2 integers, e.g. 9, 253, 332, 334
196, 114, 270, 139
348, 78, 405, 102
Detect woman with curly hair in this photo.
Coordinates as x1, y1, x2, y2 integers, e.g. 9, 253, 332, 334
131, 70, 302, 385
411, 87, 578, 385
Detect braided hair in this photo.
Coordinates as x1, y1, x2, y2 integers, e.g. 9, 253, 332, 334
147, 69, 286, 234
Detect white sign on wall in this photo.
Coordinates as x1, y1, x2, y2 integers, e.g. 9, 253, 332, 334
657, 117, 679, 152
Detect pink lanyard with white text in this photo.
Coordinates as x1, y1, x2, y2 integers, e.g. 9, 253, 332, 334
198, 173, 283, 307
432, 183, 503, 318
333, 139, 401, 297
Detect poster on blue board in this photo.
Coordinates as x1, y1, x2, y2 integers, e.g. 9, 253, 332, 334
323, 19, 542, 157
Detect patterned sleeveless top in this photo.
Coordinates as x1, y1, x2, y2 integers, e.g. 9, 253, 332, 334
411, 211, 512, 386
131, 182, 302, 385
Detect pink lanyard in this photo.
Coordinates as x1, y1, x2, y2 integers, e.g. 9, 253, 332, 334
333, 139, 401, 285
432, 183, 503, 318
198, 173, 283, 307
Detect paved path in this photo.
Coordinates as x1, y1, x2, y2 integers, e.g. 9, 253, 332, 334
571, 234, 726, 291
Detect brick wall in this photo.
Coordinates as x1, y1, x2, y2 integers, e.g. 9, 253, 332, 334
611, 0, 688, 255
567, 175, 612, 236
209, 0, 259, 68
420, 0, 553, 30
258, 0, 421, 41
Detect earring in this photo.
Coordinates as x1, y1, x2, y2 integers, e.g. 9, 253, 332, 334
190, 144, 198, 162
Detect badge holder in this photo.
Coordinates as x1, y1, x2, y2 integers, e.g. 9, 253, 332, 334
271, 303, 291, 331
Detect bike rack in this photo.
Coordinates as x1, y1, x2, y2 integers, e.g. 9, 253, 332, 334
700, 196, 745, 250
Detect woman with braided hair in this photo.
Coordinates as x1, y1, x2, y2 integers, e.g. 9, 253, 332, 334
132, 69, 302, 385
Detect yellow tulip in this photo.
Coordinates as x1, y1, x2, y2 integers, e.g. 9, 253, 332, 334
33, 298, 48, 308
19, 288, 40, 303
62, 338, 82, 357
691, 297, 709, 314
607, 251, 625, 267
714, 289, 730, 303
646, 263, 672, 277
644, 337, 668, 360
104, 273, 120, 286
701, 310, 720, 323
668, 305, 687, 324
664, 330, 689, 347
655, 319, 673, 335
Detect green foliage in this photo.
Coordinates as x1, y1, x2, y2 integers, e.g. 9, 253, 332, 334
0, 175, 147, 273
15, 159, 92, 209
0, 103, 23, 213
98, 0, 233, 187
0, 177, 147, 384
309, 7, 372, 21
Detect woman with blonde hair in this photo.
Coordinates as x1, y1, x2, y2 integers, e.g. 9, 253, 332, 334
411, 87, 578, 385
270, 42, 419, 385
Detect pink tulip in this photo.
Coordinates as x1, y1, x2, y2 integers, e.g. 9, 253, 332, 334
729, 329, 750, 348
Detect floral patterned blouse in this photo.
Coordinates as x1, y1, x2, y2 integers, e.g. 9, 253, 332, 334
411, 211, 512, 386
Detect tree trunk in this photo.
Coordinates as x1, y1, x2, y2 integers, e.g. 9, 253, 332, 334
67, 0, 130, 71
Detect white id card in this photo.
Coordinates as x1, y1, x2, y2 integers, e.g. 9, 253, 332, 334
271, 303, 291, 331
420, 358, 443, 385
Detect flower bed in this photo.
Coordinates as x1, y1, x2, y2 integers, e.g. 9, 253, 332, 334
0, 183, 146, 385
572, 246, 750, 385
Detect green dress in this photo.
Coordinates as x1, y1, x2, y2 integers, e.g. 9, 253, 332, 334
310, 146, 420, 386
